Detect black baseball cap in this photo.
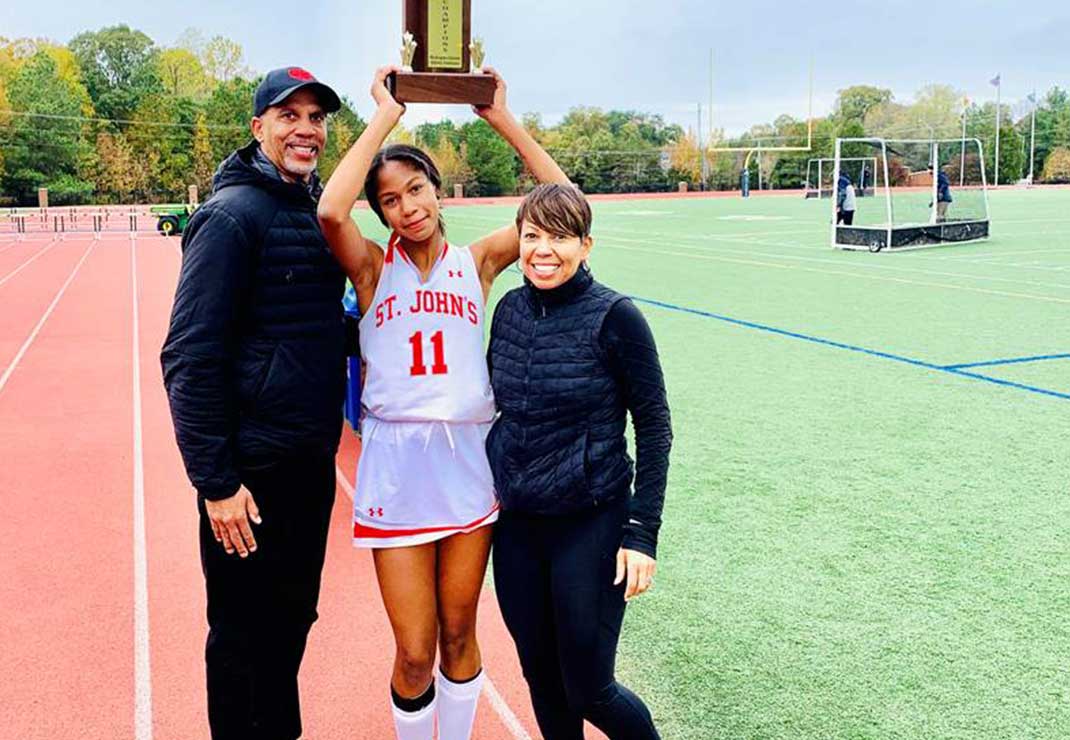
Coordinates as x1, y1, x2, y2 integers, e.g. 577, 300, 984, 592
253, 67, 341, 117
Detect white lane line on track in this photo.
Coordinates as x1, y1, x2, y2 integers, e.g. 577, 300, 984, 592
335, 465, 355, 499
0, 237, 58, 288
131, 239, 154, 740
483, 678, 533, 740
0, 241, 93, 396
333, 464, 531, 740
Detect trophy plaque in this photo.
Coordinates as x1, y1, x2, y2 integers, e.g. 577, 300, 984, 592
387, 0, 496, 105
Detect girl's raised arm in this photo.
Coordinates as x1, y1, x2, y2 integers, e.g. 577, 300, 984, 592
318, 66, 405, 304
468, 68, 571, 289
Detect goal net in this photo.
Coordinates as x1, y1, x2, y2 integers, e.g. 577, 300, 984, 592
805, 157, 877, 199
831, 138, 990, 251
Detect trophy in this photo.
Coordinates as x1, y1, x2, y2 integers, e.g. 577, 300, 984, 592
388, 0, 496, 105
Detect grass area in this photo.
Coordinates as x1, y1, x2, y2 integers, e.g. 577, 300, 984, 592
355, 188, 1070, 739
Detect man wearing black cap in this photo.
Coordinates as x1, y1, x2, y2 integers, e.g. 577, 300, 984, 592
162, 67, 346, 740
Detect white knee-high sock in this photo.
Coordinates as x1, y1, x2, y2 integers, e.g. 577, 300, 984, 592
436, 667, 485, 740
391, 683, 437, 740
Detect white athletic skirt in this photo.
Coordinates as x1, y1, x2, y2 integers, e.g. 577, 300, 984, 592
352, 417, 499, 549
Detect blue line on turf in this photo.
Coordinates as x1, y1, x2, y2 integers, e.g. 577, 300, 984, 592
629, 295, 1070, 402
941, 353, 1070, 370
497, 270, 1069, 401
946, 369, 1070, 401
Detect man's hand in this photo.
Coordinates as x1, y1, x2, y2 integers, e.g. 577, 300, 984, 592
205, 487, 262, 557
614, 548, 657, 601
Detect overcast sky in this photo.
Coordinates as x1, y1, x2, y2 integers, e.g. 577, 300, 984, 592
3, 0, 1068, 135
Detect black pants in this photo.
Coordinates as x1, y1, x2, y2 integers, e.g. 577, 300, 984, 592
836, 209, 855, 225
198, 452, 336, 740
493, 497, 660, 740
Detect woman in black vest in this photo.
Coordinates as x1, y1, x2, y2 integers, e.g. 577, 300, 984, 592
487, 184, 672, 739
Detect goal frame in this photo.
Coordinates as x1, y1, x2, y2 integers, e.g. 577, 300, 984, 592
805, 157, 877, 199
831, 137, 991, 252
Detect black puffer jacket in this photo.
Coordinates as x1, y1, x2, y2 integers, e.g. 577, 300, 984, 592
161, 141, 346, 500
487, 269, 634, 514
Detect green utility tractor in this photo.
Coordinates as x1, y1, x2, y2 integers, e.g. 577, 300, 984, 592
151, 203, 196, 236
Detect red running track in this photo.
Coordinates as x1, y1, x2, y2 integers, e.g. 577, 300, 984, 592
0, 234, 607, 739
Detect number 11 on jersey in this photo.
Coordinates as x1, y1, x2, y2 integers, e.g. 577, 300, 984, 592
408, 330, 448, 376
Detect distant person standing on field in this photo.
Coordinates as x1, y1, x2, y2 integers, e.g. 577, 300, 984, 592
836, 172, 856, 225
937, 167, 952, 221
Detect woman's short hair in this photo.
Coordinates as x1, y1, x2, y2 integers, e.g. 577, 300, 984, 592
365, 144, 446, 234
515, 183, 591, 239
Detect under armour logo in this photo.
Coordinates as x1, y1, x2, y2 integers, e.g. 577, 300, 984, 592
368, 507, 383, 517
448, 270, 463, 278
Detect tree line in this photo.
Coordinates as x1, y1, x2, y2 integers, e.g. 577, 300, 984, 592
2, 26, 1069, 206
672, 84, 1070, 190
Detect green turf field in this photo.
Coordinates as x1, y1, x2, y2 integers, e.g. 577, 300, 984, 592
355, 188, 1070, 739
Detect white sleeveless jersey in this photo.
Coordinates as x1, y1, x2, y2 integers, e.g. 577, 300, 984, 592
359, 234, 495, 423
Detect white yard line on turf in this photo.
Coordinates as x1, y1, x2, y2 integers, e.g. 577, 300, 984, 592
601, 240, 1070, 306
1000, 216, 1070, 225
967, 262, 1070, 273
333, 464, 531, 740
0, 241, 93, 396
0, 237, 59, 289
131, 239, 154, 740
449, 208, 1070, 287
598, 225, 1070, 293
610, 231, 1070, 292
449, 208, 823, 243
933, 246, 1070, 259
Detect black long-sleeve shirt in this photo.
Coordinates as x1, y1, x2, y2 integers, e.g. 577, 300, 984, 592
601, 298, 672, 558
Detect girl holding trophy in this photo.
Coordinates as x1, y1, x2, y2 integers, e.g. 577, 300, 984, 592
317, 65, 570, 740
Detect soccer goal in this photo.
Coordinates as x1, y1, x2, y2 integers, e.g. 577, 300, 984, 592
805, 157, 877, 199
831, 138, 990, 252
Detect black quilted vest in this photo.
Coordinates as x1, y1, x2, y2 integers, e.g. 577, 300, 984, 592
487, 267, 634, 514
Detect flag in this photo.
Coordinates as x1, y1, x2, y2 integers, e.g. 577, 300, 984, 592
989, 74, 1001, 87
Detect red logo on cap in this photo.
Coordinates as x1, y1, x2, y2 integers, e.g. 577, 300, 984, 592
288, 67, 314, 81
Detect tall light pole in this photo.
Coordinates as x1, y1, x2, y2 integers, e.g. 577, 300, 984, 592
707, 48, 714, 187
709, 48, 714, 146
1029, 89, 1037, 185
960, 96, 968, 187
991, 73, 1002, 187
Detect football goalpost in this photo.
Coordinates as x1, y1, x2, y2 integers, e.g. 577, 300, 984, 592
805, 157, 877, 198
831, 138, 990, 252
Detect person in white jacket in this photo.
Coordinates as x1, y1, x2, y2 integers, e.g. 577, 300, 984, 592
836, 172, 857, 225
